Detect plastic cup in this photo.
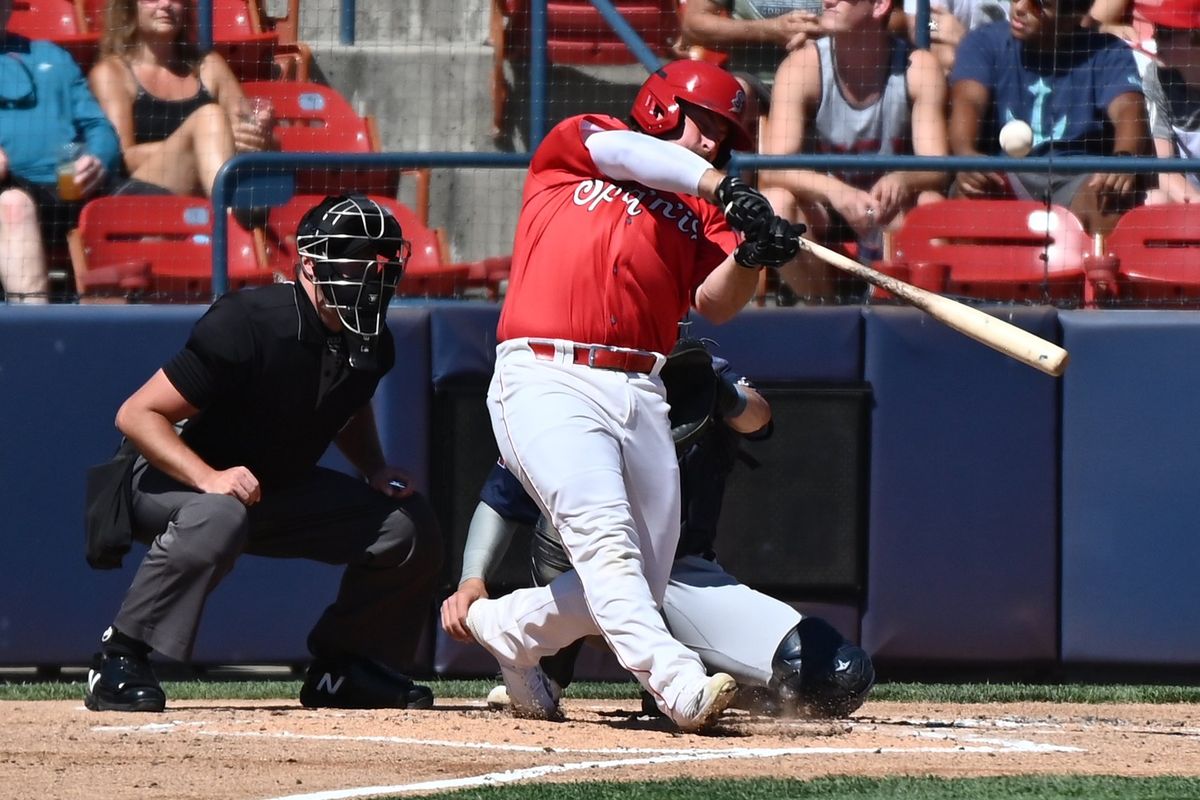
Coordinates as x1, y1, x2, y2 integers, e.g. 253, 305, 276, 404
57, 143, 83, 202
239, 97, 274, 128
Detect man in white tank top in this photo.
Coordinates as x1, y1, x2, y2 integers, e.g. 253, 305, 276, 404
1139, 0, 1200, 204
759, 0, 949, 302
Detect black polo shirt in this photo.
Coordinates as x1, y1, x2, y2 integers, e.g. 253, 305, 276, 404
162, 281, 395, 490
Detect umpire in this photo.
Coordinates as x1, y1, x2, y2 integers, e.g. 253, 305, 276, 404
84, 195, 442, 713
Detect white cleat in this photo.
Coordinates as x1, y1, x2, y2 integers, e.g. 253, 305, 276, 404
673, 672, 737, 732
466, 600, 562, 721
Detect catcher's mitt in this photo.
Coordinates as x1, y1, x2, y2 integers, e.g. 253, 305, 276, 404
660, 338, 722, 450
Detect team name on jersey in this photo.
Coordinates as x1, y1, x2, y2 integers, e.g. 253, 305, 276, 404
572, 179, 701, 240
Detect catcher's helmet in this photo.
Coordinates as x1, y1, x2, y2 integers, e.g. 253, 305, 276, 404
630, 61, 754, 159
296, 195, 410, 368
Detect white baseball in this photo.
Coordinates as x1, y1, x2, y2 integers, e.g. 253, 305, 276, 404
999, 119, 1033, 158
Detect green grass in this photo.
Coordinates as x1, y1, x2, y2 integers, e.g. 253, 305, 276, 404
395, 777, 1200, 800
3, 679, 1200, 704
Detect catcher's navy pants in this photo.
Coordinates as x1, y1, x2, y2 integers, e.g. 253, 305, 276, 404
112, 459, 441, 668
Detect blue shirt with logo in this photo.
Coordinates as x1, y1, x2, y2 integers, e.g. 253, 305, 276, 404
950, 21, 1143, 157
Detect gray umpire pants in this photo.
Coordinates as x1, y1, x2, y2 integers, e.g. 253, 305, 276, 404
113, 458, 442, 669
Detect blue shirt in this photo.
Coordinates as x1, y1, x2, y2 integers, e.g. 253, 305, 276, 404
0, 35, 119, 185
950, 22, 1143, 157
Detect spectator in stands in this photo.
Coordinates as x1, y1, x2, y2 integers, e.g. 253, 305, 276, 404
0, 0, 119, 303
84, 195, 442, 714
88, 0, 273, 198
681, 0, 825, 88
889, 0, 1011, 73
758, 0, 949, 302
1085, 0, 1147, 44
1137, 0, 1200, 204
948, 0, 1151, 235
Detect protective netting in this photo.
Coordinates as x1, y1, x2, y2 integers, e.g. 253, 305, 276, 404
0, 0, 1197, 306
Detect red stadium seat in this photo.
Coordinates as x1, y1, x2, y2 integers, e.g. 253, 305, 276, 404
878, 199, 1097, 305
1104, 203, 1200, 306
210, 0, 280, 81
9, 0, 100, 72
262, 195, 472, 298
68, 196, 272, 302
240, 81, 405, 199
490, 0, 679, 137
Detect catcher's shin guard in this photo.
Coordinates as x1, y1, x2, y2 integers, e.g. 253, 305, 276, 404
770, 617, 875, 718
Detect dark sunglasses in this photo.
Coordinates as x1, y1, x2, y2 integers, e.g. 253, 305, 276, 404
0, 53, 36, 110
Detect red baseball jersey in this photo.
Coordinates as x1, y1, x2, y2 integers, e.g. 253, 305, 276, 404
497, 114, 738, 355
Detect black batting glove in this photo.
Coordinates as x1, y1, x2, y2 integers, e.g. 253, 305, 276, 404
715, 175, 774, 238
733, 216, 807, 270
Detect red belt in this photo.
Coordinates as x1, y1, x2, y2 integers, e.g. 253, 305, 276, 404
528, 341, 659, 373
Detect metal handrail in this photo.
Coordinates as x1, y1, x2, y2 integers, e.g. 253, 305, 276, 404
210, 151, 531, 296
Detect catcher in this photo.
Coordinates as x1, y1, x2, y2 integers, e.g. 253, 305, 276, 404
442, 337, 875, 718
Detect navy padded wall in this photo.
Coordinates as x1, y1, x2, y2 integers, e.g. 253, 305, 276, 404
0, 306, 205, 665
430, 303, 501, 387
860, 306, 1059, 665
1060, 311, 1200, 666
684, 307, 863, 382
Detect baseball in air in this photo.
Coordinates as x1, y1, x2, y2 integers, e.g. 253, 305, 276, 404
999, 119, 1033, 158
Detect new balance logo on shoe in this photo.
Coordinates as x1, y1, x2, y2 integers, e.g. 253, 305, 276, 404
315, 673, 345, 695
87, 671, 100, 693
298, 657, 434, 709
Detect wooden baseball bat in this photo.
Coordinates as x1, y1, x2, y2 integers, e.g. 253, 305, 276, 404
796, 238, 1069, 377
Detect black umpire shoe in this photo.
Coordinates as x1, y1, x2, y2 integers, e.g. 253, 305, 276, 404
299, 657, 434, 709
84, 652, 166, 712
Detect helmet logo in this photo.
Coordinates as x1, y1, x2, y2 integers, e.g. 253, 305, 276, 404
730, 89, 746, 116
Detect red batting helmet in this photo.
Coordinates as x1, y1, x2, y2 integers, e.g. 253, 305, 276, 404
630, 60, 754, 155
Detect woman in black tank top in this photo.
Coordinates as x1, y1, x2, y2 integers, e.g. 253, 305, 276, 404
87, 0, 274, 197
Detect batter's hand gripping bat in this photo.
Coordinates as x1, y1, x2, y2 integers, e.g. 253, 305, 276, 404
796, 237, 1069, 377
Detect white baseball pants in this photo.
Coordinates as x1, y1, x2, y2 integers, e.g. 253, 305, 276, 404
481, 338, 713, 714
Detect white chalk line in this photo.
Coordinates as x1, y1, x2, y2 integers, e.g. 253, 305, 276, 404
255, 741, 1082, 800
91, 718, 1084, 800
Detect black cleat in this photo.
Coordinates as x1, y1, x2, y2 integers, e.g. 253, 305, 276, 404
84, 652, 166, 712
299, 657, 434, 709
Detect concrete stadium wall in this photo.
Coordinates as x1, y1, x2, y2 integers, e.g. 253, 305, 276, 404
2, 304, 1197, 677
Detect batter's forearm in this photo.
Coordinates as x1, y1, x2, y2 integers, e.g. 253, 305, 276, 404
695, 255, 762, 323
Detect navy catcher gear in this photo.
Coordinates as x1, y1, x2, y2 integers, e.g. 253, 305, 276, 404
770, 617, 875, 718
660, 338, 723, 450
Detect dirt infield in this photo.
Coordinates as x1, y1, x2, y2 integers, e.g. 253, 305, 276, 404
4, 698, 1200, 800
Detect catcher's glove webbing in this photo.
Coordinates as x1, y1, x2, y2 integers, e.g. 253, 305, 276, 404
660, 338, 726, 450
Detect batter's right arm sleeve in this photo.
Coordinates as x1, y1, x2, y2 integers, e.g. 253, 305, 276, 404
584, 128, 712, 196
